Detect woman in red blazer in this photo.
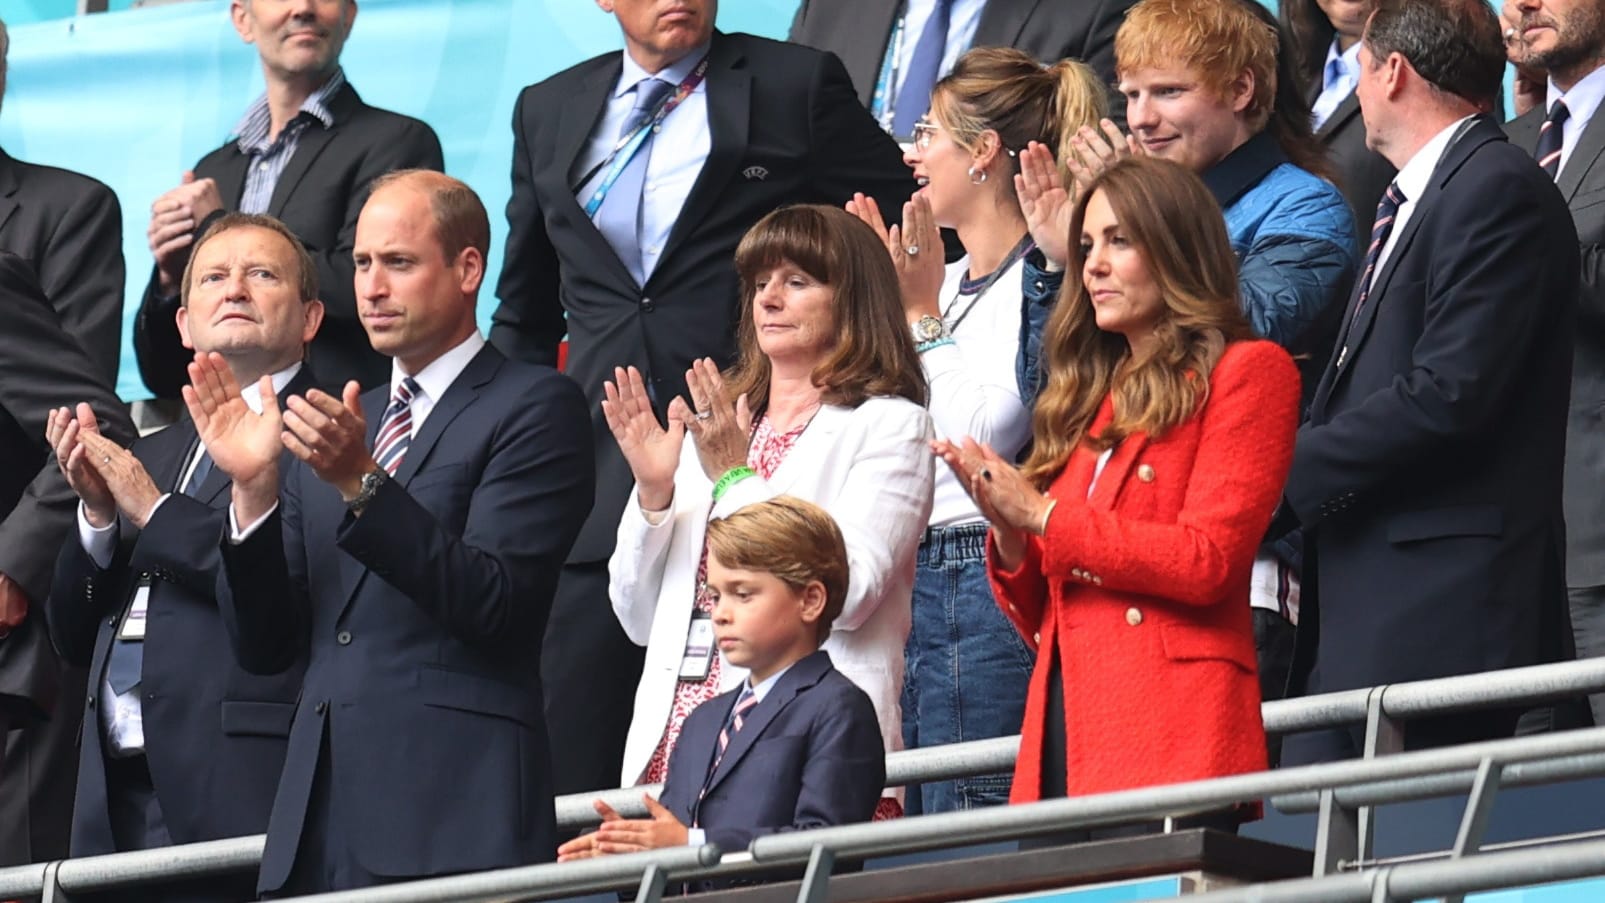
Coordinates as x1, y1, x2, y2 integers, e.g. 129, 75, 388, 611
937, 156, 1299, 824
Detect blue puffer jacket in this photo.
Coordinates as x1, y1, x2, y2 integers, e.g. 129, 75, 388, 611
1209, 134, 1358, 351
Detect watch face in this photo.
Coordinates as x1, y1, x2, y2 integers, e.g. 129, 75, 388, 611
914, 316, 944, 342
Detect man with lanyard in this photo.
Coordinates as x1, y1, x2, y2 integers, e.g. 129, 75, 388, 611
489, 0, 914, 796
133, 0, 443, 402
789, 0, 1136, 139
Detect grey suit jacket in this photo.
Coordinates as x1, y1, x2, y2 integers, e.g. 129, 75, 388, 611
0, 149, 124, 385
788, 0, 1134, 126
1509, 106, 1605, 587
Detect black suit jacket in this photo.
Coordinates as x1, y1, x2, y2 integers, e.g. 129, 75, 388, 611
490, 30, 914, 562
0, 149, 125, 384
216, 345, 593, 894
134, 81, 444, 400
1311, 88, 1396, 242
1285, 117, 1577, 700
1508, 107, 1605, 588
788, 0, 1135, 126
659, 650, 884, 860
0, 253, 135, 865
47, 368, 316, 865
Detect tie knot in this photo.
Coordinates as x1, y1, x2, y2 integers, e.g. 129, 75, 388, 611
1383, 182, 1406, 210
634, 77, 675, 113
392, 377, 419, 407
1548, 99, 1572, 127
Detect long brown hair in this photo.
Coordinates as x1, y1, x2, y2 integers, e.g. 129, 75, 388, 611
928, 46, 1109, 181
1021, 157, 1256, 489
728, 205, 926, 411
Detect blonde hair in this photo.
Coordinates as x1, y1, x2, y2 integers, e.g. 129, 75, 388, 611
1022, 157, 1256, 488
706, 497, 850, 642
929, 46, 1108, 182
1115, 0, 1279, 134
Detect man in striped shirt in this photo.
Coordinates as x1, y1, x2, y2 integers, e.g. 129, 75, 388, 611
134, 0, 443, 402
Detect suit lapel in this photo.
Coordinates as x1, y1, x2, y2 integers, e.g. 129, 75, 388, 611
555, 57, 644, 289
1316, 91, 1361, 141
972, 0, 1040, 48
753, 405, 845, 496
0, 153, 20, 235
655, 34, 748, 278
703, 652, 830, 796
1085, 431, 1150, 512
213, 146, 252, 210
266, 84, 361, 216
1559, 106, 1605, 201
391, 348, 497, 486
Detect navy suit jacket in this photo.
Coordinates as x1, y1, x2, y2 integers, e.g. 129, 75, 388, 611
659, 650, 884, 857
215, 345, 594, 893
1285, 116, 1577, 699
46, 368, 317, 862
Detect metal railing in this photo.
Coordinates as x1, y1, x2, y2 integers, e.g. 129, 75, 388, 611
4, 656, 1604, 901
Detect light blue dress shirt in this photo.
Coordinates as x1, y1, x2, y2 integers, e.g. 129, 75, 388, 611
1310, 39, 1361, 132
874, 0, 989, 130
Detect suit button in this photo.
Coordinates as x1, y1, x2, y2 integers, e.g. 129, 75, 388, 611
1092, 575, 1103, 586
314, 700, 328, 715
1125, 607, 1143, 626
1071, 568, 1085, 579
336, 630, 352, 646
86, 695, 96, 709
640, 296, 655, 312
107, 616, 117, 626
1137, 464, 1156, 483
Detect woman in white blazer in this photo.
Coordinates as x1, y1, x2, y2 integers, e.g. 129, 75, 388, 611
605, 205, 934, 812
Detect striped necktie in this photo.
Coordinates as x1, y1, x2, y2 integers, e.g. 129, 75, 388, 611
373, 377, 419, 475
711, 687, 757, 774
1536, 99, 1571, 179
1350, 182, 1406, 326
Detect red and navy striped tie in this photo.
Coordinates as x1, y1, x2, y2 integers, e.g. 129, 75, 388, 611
373, 377, 419, 475
1350, 182, 1407, 326
1536, 99, 1570, 179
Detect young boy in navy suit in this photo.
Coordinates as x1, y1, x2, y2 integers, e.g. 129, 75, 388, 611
559, 497, 885, 859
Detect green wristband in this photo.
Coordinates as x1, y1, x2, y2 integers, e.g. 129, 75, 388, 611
712, 465, 756, 502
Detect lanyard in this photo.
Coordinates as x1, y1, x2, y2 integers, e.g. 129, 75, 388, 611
942, 235, 1036, 334
869, 12, 908, 131
580, 54, 711, 216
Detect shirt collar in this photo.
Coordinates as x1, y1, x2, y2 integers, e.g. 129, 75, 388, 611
1392, 115, 1475, 206
1323, 39, 1361, 92
392, 331, 485, 405
745, 659, 796, 704
232, 68, 347, 153
1201, 130, 1289, 209
616, 39, 711, 98
1547, 63, 1605, 130
242, 361, 304, 415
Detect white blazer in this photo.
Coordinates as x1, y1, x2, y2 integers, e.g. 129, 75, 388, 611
609, 396, 935, 787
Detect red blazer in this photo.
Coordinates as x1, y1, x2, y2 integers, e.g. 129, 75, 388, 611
990, 340, 1299, 803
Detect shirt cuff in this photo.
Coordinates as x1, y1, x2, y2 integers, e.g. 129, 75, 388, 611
640, 499, 672, 527
686, 828, 705, 846
229, 501, 280, 544
77, 502, 120, 570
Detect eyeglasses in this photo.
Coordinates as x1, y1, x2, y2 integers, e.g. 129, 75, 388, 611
911, 120, 939, 151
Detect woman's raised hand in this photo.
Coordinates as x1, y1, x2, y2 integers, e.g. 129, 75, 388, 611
1015, 141, 1074, 269
847, 191, 944, 320
602, 365, 683, 510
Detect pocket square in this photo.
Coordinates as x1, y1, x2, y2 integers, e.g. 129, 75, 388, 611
742, 165, 770, 181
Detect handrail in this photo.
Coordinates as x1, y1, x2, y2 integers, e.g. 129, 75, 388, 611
6, 656, 1605, 899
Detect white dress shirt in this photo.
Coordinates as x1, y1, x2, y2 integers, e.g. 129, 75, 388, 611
1310, 39, 1361, 132
1545, 63, 1605, 175
572, 44, 711, 283
83, 361, 302, 755
1374, 116, 1476, 276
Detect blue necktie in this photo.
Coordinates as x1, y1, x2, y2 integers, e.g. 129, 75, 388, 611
183, 446, 213, 497
892, 0, 954, 140
594, 77, 676, 286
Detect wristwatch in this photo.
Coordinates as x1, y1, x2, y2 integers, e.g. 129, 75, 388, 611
347, 467, 387, 516
911, 315, 948, 344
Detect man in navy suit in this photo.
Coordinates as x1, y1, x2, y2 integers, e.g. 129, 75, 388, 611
559, 498, 883, 880
490, 0, 914, 795
192, 170, 594, 895
1280, 0, 1578, 762
45, 214, 321, 901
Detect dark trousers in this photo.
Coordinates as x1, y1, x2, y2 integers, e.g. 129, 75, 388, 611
1253, 608, 1297, 767
541, 560, 643, 795
1282, 708, 1524, 765
1021, 652, 1242, 849
0, 634, 83, 868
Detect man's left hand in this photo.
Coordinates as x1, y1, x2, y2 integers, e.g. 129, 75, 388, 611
281, 381, 378, 500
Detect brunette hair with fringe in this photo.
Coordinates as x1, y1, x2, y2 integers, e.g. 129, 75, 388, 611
728, 205, 927, 412
1021, 157, 1256, 489
928, 46, 1109, 181
706, 496, 850, 642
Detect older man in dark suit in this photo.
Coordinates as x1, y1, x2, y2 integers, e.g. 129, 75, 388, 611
0, 253, 135, 867
789, 0, 1135, 134
46, 214, 322, 901
1281, 0, 1579, 762
1503, 0, 1605, 730
134, 0, 443, 400
489, 0, 914, 796
196, 171, 592, 895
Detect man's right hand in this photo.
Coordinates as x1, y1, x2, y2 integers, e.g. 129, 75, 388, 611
47, 403, 117, 528
149, 171, 225, 297
183, 352, 283, 523
0, 572, 30, 639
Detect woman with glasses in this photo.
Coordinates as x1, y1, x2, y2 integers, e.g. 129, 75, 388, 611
847, 46, 1107, 814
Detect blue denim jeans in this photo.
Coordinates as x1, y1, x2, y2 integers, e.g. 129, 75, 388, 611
902, 522, 1034, 813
